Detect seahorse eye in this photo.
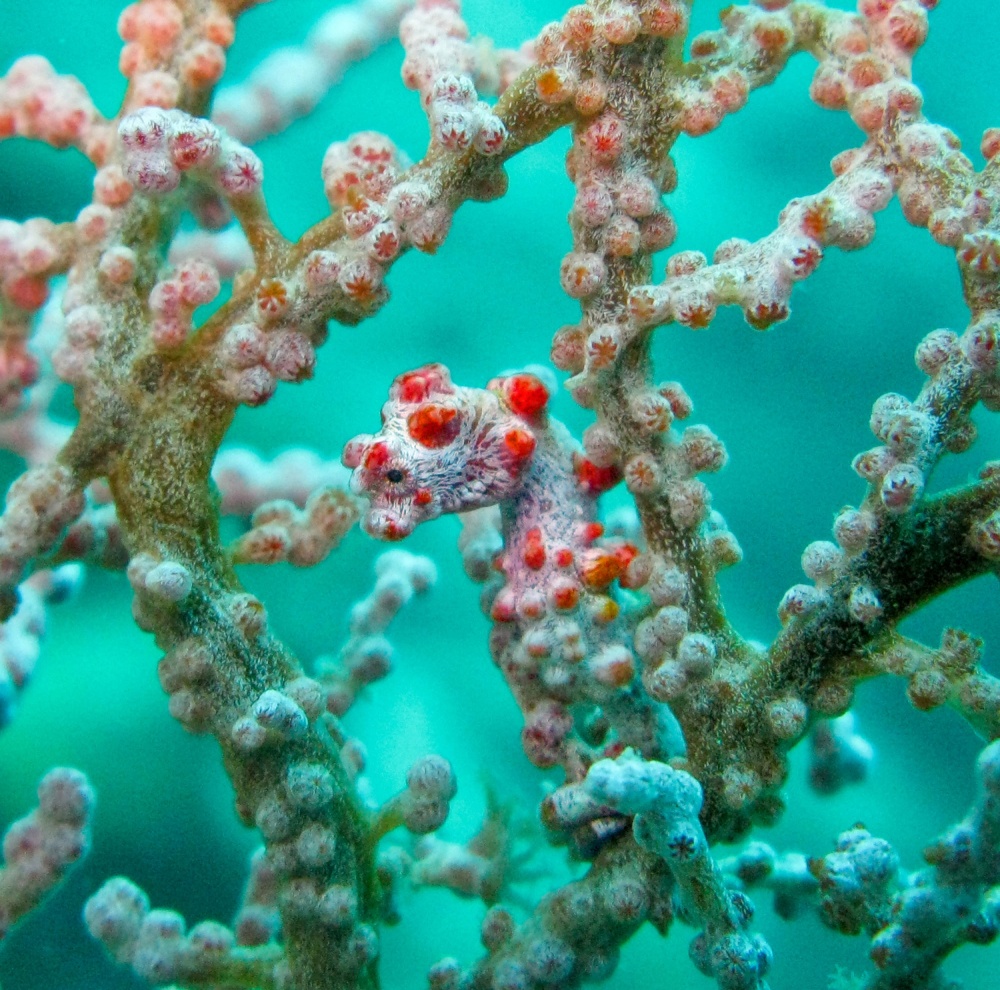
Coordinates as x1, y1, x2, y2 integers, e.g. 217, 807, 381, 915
385, 468, 404, 483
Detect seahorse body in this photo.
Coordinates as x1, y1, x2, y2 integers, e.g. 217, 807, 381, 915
344, 364, 680, 777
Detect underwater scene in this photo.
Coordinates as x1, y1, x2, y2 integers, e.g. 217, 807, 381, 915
0, 1, 999, 988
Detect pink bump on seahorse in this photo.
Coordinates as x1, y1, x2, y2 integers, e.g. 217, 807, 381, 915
344, 363, 682, 777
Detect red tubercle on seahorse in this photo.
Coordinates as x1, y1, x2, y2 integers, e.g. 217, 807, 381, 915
390, 362, 455, 403
363, 440, 392, 470
503, 428, 536, 461
579, 548, 625, 590
495, 373, 550, 418
406, 403, 460, 447
574, 454, 622, 495
523, 528, 547, 569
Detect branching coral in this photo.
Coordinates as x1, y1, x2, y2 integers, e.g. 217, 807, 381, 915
0, 1, 998, 989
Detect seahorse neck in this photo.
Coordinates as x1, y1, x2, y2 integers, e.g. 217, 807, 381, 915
500, 418, 594, 568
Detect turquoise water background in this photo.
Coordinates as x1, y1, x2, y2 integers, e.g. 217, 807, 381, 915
0, 1, 999, 987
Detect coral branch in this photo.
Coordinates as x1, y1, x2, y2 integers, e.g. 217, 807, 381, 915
0, 768, 93, 938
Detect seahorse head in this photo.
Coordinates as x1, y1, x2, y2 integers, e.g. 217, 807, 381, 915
343, 363, 550, 540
